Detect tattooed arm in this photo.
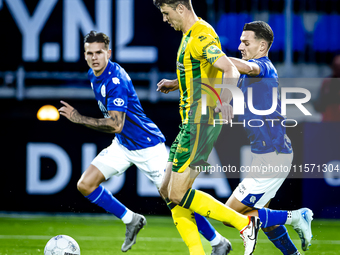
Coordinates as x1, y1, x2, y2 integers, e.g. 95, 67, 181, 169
58, 100, 125, 133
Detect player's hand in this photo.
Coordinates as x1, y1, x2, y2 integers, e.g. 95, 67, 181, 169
156, 79, 179, 94
58, 100, 82, 124
215, 102, 233, 124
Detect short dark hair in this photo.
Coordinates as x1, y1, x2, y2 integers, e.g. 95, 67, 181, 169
84, 30, 110, 50
153, 0, 192, 11
243, 21, 274, 50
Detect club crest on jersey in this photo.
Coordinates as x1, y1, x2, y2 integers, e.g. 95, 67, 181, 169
101, 85, 106, 97
112, 77, 120, 84
207, 45, 222, 54
114, 98, 124, 106
181, 40, 187, 55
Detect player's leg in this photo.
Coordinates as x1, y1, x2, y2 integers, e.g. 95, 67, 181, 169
144, 135, 231, 254
195, 213, 232, 255
158, 127, 206, 255
78, 138, 146, 252
168, 123, 260, 255
226, 152, 311, 253
77, 164, 132, 220
255, 152, 313, 251
167, 164, 205, 255
226, 195, 301, 255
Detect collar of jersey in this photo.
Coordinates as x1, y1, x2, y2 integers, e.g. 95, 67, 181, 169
92, 60, 112, 81
184, 17, 203, 36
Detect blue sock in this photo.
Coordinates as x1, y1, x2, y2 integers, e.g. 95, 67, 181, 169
258, 208, 288, 228
195, 213, 216, 241
264, 225, 298, 255
85, 185, 127, 219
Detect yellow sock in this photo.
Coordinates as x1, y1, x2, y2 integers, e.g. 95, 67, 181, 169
171, 205, 205, 255
180, 189, 249, 231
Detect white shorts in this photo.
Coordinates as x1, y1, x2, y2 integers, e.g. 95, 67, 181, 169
233, 151, 293, 209
91, 138, 168, 189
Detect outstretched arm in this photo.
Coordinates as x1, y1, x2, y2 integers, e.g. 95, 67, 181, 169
229, 57, 261, 76
58, 100, 125, 133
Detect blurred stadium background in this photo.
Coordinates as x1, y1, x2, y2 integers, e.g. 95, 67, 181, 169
1, 0, 340, 249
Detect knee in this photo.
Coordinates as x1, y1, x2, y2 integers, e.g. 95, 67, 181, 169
159, 182, 168, 199
77, 179, 94, 196
168, 191, 183, 205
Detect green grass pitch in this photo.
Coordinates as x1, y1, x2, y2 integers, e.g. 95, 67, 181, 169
0, 213, 339, 255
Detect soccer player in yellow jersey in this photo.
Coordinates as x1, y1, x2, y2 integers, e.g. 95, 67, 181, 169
153, 1, 260, 255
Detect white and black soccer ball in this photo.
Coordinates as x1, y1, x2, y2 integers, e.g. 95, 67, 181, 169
44, 235, 81, 255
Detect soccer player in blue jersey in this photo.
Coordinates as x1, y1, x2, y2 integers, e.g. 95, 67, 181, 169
224, 21, 314, 254
59, 30, 230, 254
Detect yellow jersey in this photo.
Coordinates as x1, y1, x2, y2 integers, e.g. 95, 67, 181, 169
176, 18, 225, 124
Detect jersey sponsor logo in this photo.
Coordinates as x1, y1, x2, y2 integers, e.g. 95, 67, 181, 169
176, 144, 188, 153
113, 98, 124, 106
112, 77, 120, 84
101, 84, 106, 97
198, 35, 207, 41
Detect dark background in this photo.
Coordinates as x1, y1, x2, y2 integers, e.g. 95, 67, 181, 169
1, 0, 340, 218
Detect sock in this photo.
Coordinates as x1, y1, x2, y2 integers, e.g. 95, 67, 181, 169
286, 211, 293, 225
121, 209, 134, 224
180, 189, 249, 231
166, 198, 220, 246
194, 213, 221, 246
210, 231, 222, 246
286, 210, 301, 225
264, 225, 299, 255
85, 185, 127, 219
258, 208, 288, 228
171, 205, 205, 255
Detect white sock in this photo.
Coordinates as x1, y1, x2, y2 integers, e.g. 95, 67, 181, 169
121, 209, 134, 224
285, 210, 300, 225
210, 231, 222, 246
285, 211, 293, 225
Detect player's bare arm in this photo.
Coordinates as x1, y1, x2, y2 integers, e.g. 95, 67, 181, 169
229, 57, 261, 76
156, 78, 179, 94
59, 100, 125, 133
212, 55, 240, 122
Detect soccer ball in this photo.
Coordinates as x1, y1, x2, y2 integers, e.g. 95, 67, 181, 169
44, 235, 81, 255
